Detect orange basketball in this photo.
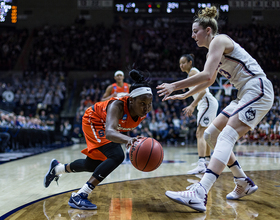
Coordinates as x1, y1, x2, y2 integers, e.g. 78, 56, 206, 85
129, 137, 164, 172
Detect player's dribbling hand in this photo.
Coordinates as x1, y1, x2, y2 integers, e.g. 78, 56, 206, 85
126, 136, 144, 149
156, 83, 175, 101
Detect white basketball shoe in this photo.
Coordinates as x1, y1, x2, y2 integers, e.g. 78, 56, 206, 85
165, 183, 208, 212
226, 177, 258, 200
187, 161, 207, 175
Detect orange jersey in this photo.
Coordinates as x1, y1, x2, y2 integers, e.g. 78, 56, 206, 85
111, 82, 129, 94
81, 96, 146, 160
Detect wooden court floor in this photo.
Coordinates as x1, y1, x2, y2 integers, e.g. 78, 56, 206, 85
1, 143, 280, 220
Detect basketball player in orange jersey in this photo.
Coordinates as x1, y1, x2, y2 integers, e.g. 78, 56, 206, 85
101, 70, 131, 101
44, 69, 153, 210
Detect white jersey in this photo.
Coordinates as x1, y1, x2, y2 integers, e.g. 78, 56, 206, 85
188, 67, 219, 127
189, 67, 216, 110
216, 35, 266, 90
216, 35, 274, 129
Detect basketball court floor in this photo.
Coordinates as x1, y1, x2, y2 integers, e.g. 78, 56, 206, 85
1, 143, 280, 219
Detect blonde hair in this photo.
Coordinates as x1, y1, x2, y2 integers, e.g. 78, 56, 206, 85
193, 6, 219, 35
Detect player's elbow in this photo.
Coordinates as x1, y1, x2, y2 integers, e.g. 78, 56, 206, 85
105, 129, 116, 141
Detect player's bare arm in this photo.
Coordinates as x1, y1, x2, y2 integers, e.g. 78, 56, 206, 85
101, 85, 115, 101
105, 100, 139, 148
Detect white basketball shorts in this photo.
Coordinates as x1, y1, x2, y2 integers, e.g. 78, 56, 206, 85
221, 77, 274, 130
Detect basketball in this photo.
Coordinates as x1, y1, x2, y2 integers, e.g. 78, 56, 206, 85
129, 137, 164, 172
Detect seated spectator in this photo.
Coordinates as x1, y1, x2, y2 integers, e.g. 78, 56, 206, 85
71, 127, 83, 144
149, 118, 159, 139
268, 128, 276, 146
60, 120, 72, 143
258, 128, 268, 145
249, 129, 259, 145
83, 95, 95, 108
46, 113, 56, 131
237, 133, 249, 145
259, 118, 270, 134
140, 127, 153, 138
157, 119, 169, 142
0, 132, 10, 152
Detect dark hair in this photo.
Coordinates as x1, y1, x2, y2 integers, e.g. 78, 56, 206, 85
181, 54, 195, 66
128, 69, 151, 93
193, 6, 219, 36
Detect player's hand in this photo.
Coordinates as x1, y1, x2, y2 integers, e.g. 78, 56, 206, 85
183, 105, 195, 117
112, 92, 118, 97
126, 136, 143, 149
164, 94, 187, 101
156, 83, 175, 101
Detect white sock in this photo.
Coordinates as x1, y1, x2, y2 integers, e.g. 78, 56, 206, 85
77, 183, 93, 195
228, 161, 247, 178
198, 158, 206, 162
55, 163, 66, 175
200, 171, 218, 193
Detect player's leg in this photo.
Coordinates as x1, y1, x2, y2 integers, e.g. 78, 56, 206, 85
166, 78, 274, 211
68, 142, 124, 210
205, 143, 211, 166
187, 125, 207, 174
166, 115, 251, 212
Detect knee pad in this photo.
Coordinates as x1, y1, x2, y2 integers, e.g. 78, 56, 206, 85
204, 124, 221, 149
212, 125, 239, 165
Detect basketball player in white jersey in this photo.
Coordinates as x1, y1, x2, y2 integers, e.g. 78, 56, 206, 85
179, 54, 218, 174
157, 6, 274, 212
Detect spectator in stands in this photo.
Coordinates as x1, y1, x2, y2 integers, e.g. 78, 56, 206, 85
259, 118, 270, 134
158, 119, 169, 142
0, 132, 10, 152
258, 128, 268, 145
83, 95, 95, 108
149, 117, 159, 139
60, 120, 72, 143
273, 120, 280, 133
237, 133, 249, 145
46, 113, 56, 131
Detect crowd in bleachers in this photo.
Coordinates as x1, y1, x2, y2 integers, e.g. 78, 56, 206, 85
0, 71, 66, 117
128, 18, 280, 74
0, 28, 29, 70
28, 24, 122, 72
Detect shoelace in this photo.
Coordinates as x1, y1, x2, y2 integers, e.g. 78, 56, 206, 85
185, 183, 207, 205
186, 183, 200, 191
233, 184, 244, 194
245, 177, 255, 187
54, 174, 61, 186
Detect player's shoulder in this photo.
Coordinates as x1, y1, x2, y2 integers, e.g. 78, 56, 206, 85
212, 34, 233, 45
189, 67, 199, 76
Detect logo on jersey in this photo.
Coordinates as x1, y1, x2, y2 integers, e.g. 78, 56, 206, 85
245, 107, 256, 121
122, 114, 127, 120
203, 117, 209, 125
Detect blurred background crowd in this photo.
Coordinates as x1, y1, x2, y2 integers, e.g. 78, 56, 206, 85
1, 1, 280, 154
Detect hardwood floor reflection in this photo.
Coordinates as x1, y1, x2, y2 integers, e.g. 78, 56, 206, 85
4, 170, 280, 220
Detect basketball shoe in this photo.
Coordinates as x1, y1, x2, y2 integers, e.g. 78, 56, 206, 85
187, 161, 207, 175
165, 183, 208, 212
44, 158, 60, 188
226, 177, 258, 200
68, 192, 97, 210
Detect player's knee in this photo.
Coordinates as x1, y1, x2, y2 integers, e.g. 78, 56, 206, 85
204, 124, 221, 149
112, 149, 125, 165
212, 125, 239, 165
